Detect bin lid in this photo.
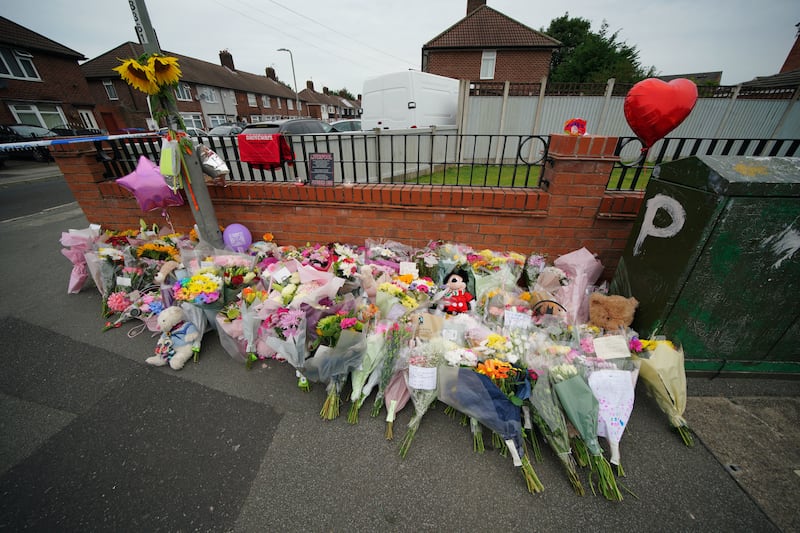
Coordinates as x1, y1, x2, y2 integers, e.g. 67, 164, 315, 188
654, 155, 800, 196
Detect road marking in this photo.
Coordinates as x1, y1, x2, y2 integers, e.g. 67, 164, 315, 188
1, 202, 80, 224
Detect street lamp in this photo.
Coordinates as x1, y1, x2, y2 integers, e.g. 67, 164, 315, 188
277, 48, 301, 117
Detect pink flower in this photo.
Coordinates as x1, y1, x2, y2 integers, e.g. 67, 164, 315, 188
107, 291, 131, 313
340, 317, 358, 329
629, 337, 643, 352
580, 337, 595, 354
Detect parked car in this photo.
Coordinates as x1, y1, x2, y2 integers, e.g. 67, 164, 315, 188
158, 126, 207, 137
208, 124, 243, 135
240, 118, 332, 135
330, 119, 362, 132
0, 124, 57, 162
51, 124, 104, 137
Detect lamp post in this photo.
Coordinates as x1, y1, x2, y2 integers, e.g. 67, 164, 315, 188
277, 48, 301, 117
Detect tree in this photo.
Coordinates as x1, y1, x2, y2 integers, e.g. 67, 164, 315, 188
542, 13, 656, 84
333, 88, 356, 100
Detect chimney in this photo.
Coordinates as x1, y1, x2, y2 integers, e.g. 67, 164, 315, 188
322, 86, 329, 95
306, 80, 315, 91
219, 49, 235, 70
466, 0, 486, 14
265, 67, 276, 80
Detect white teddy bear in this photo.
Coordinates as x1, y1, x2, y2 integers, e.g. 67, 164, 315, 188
145, 305, 200, 370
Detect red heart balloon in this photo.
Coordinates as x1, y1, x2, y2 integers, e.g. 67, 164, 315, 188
624, 78, 698, 148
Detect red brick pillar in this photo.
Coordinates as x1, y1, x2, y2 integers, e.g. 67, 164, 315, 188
538, 134, 622, 271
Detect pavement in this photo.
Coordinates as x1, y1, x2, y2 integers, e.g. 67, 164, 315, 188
0, 163, 799, 532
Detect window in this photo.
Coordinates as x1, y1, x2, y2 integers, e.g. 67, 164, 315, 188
175, 83, 192, 101
276, 98, 282, 109
262, 95, 270, 108
208, 114, 227, 127
9, 103, 67, 128
287, 99, 294, 111
198, 86, 217, 103
78, 110, 99, 129
249, 115, 261, 124
247, 93, 257, 107
103, 80, 118, 100
480, 50, 496, 80
0, 47, 40, 80
181, 113, 204, 129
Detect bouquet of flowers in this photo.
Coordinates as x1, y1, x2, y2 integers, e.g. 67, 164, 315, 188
60, 225, 100, 294
468, 248, 526, 300
347, 320, 389, 424
265, 307, 311, 390
382, 368, 411, 439
399, 337, 452, 458
173, 270, 223, 308
365, 238, 412, 276
331, 242, 362, 294
305, 311, 367, 419
634, 340, 693, 446
527, 366, 585, 495
438, 365, 544, 494
551, 362, 622, 501
435, 241, 474, 288
103, 286, 165, 333
587, 359, 639, 475
286, 242, 333, 271
375, 275, 432, 321
371, 320, 414, 417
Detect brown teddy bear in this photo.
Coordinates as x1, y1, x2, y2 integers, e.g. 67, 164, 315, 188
588, 292, 639, 331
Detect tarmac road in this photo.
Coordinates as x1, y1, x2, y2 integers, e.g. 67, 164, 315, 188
0, 162, 798, 532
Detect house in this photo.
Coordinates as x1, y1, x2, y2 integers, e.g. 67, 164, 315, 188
81, 43, 304, 133
299, 81, 360, 122
0, 16, 100, 131
421, 0, 560, 84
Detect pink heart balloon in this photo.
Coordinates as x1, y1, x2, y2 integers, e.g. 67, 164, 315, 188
117, 156, 184, 212
624, 78, 698, 148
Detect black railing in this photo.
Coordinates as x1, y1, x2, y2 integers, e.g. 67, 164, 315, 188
95, 132, 549, 188
608, 137, 800, 191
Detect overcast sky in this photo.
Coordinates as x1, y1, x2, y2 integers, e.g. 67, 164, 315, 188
4, 0, 798, 95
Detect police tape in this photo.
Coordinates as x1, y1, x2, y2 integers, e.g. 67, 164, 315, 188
0, 132, 159, 151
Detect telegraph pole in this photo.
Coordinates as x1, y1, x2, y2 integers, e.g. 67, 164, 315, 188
128, 0, 224, 248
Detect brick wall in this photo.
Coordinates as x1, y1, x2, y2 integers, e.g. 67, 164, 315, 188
425, 49, 552, 84
52, 134, 643, 281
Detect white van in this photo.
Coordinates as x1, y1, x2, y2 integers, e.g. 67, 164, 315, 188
360, 71, 460, 130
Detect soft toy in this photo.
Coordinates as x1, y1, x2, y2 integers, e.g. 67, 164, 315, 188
145, 305, 201, 370
588, 292, 639, 331
441, 269, 473, 314
154, 260, 181, 286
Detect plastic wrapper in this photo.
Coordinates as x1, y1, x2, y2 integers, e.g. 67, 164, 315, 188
198, 144, 229, 186
304, 328, 366, 419
588, 363, 639, 472
382, 368, 410, 439
634, 342, 693, 446
266, 314, 311, 389
347, 324, 389, 423
553, 247, 604, 325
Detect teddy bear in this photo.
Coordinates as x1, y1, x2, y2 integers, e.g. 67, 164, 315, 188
588, 292, 639, 331
441, 269, 473, 314
145, 305, 201, 370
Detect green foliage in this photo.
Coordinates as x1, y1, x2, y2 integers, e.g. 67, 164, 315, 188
333, 88, 356, 100
543, 13, 656, 84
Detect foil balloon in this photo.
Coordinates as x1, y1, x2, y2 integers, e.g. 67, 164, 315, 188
223, 223, 252, 252
623, 78, 698, 149
117, 156, 184, 212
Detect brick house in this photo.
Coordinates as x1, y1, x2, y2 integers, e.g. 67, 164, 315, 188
421, 0, 560, 84
0, 16, 100, 131
81, 43, 304, 133
299, 81, 360, 122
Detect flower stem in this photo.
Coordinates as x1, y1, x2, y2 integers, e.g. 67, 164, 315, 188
521, 454, 545, 494
527, 428, 543, 463
677, 425, 695, 447
471, 418, 484, 453
371, 396, 384, 418
590, 454, 623, 502
346, 400, 360, 425
557, 452, 585, 496
320, 389, 340, 420
399, 425, 418, 459
385, 420, 394, 440
571, 436, 590, 468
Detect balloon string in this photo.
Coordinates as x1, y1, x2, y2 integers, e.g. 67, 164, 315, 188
179, 150, 200, 212
161, 208, 176, 234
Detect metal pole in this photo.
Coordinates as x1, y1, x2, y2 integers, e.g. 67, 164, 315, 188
127, 0, 223, 249
278, 48, 301, 117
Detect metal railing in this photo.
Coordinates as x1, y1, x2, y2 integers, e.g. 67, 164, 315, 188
608, 137, 800, 191
95, 131, 550, 188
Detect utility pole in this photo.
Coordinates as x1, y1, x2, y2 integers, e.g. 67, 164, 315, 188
128, 0, 224, 248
